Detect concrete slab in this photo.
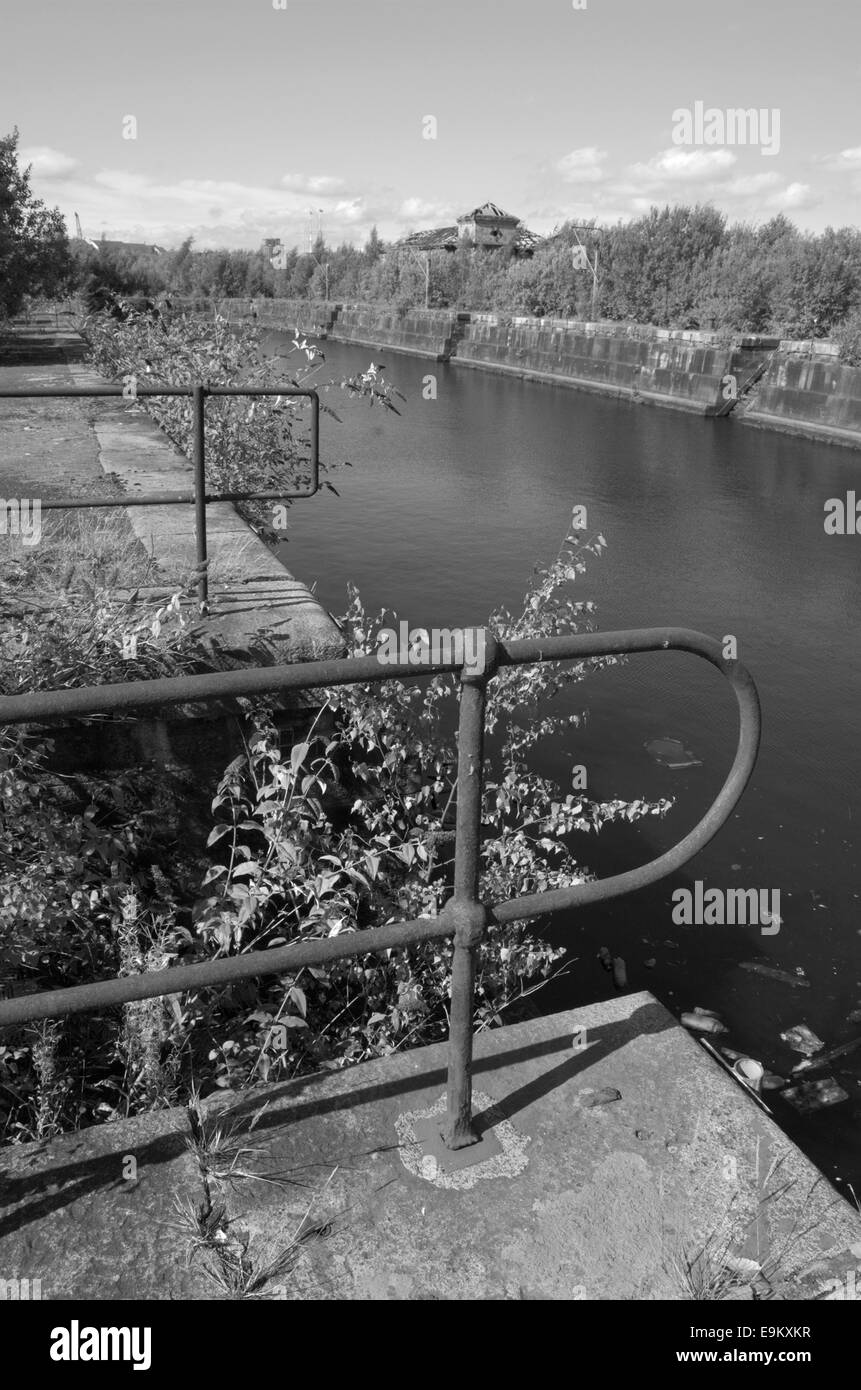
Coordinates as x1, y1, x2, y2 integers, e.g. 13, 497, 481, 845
2, 995, 858, 1300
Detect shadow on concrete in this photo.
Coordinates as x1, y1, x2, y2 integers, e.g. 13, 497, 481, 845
0, 1127, 189, 1240
0, 1000, 674, 1240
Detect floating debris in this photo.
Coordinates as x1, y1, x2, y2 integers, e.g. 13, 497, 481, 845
597, 946, 613, 972
699, 1039, 774, 1115
780, 1024, 824, 1056
645, 736, 702, 769
847, 1008, 861, 1025
782, 1077, 849, 1114
792, 1036, 861, 1074
761, 1072, 787, 1091
732, 1057, 765, 1092
681, 1011, 727, 1035
720, 1046, 745, 1062
644, 958, 656, 969
583, 1086, 622, 1108
612, 956, 628, 990
740, 962, 811, 988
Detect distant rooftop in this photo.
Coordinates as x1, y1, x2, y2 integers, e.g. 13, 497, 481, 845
457, 201, 519, 222
72, 236, 168, 256
400, 201, 542, 256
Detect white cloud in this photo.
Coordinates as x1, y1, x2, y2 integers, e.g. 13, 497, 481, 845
628, 147, 737, 185
21, 160, 436, 249
281, 173, 346, 195
555, 147, 608, 184
18, 146, 79, 179
721, 171, 782, 198
765, 181, 817, 211
398, 196, 453, 224
821, 147, 861, 173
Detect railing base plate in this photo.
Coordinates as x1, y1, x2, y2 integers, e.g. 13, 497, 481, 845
413, 1115, 503, 1173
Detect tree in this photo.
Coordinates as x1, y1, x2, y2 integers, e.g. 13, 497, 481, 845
364, 225, 383, 264
0, 128, 72, 318
168, 235, 194, 293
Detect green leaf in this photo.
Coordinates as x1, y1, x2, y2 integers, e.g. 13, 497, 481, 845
288, 985, 307, 1018
290, 741, 310, 772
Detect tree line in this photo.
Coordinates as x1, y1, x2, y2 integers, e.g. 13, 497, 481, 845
69, 211, 861, 357
4, 127, 861, 357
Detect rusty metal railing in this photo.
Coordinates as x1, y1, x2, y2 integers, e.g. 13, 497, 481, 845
0, 627, 760, 1149
0, 384, 320, 609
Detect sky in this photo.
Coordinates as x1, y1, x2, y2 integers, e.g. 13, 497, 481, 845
2, 0, 860, 251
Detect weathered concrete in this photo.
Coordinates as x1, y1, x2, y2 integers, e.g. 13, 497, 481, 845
215, 297, 340, 340
0, 324, 88, 366
328, 305, 461, 360
741, 352, 861, 450
211, 300, 861, 446
2, 995, 858, 1300
453, 316, 733, 414
0, 1108, 214, 1300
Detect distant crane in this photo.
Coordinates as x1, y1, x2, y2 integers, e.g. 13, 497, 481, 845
73, 212, 99, 251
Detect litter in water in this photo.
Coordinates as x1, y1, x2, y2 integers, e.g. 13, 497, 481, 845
791, 1036, 861, 1074
782, 1077, 849, 1113
681, 1011, 727, 1035
740, 962, 811, 989
644, 736, 702, 769
780, 1024, 824, 1056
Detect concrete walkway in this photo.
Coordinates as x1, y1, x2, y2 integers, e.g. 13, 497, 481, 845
0, 357, 343, 662
2, 994, 859, 1300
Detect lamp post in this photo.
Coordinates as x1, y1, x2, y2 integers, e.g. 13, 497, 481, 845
404, 245, 430, 308
570, 225, 600, 321
306, 208, 329, 301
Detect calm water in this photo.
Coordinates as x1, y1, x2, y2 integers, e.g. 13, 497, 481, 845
269, 332, 861, 1192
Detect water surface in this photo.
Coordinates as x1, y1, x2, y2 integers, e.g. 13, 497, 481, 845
269, 332, 861, 1192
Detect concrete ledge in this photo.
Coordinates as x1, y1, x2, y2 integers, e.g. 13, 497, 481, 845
740, 408, 861, 451
322, 332, 448, 361
69, 366, 345, 660
450, 354, 716, 413
3, 994, 858, 1300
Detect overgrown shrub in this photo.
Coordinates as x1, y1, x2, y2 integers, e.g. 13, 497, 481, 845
84, 304, 404, 545
0, 314, 670, 1140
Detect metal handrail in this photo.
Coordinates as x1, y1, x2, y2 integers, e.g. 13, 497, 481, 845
0, 384, 321, 609
0, 626, 760, 1150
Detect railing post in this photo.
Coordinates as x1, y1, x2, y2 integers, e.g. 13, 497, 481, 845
192, 384, 209, 611
441, 632, 497, 1150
